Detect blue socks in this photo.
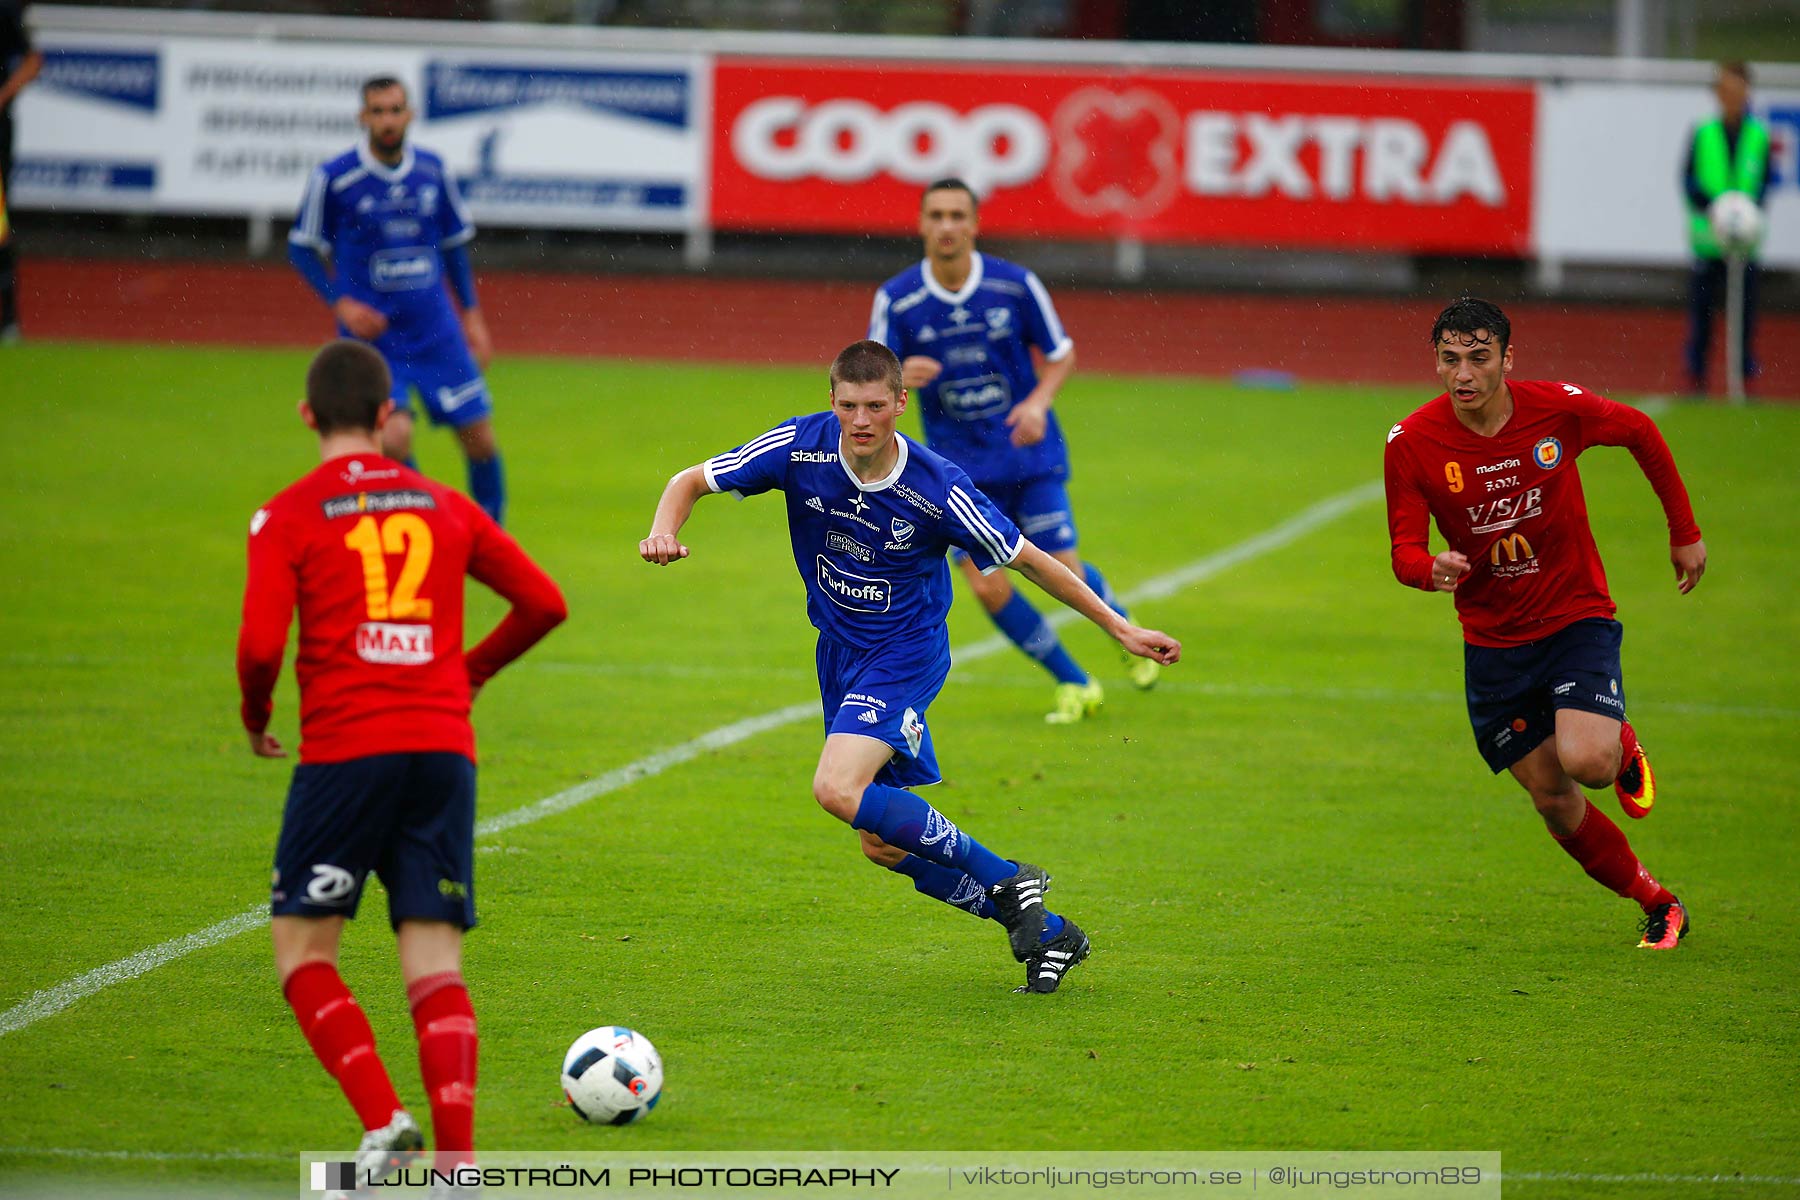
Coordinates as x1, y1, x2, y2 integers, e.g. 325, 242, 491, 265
467, 454, 506, 525
886, 856, 1065, 943
853, 783, 1012, 887
1083, 562, 1128, 619
859, 785, 1067, 943
890, 857, 996, 919
988, 590, 1087, 685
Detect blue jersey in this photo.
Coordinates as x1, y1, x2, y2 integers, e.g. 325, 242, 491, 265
869, 252, 1075, 488
703, 412, 1025, 653
289, 142, 475, 351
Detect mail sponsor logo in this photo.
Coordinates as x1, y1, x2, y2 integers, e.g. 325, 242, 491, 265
355, 622, 436, 666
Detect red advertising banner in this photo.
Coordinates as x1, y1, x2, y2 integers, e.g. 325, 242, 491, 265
712, 60, 1535, 254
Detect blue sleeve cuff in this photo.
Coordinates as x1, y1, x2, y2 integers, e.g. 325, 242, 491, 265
443, 244, 478, 310
287, 242, 338, 304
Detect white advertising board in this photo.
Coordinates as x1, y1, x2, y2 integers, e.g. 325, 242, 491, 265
14, 37, 707, 232
1534, 82, 1800, 267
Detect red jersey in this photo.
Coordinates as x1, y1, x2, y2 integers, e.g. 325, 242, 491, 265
1384, 379, 1701, 648
237, 454, 567, 763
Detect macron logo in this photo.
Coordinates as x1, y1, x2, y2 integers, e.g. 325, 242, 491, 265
816, 556, 892, 613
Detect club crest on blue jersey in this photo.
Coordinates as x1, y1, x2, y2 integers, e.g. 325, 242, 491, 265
1533, 437, 1564, 469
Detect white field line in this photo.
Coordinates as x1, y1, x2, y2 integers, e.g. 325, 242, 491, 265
0, 481, 1380, 1041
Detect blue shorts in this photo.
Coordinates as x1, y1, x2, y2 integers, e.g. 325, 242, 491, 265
383, 333, 491, 430
952, 475, 1077, 560
816, 635, 950, 789
271, 751, 477, 930
1465, 618, 1627, 774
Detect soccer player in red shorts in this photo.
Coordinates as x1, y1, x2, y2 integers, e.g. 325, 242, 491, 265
1384, 298, 1707, 951
238, 340, 566, 1184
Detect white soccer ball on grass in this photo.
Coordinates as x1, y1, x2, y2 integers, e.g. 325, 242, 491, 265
1709, 191, 1765, 255
562, 1026, 663, 1125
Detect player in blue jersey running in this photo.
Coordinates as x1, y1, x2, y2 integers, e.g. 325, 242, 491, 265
288, 77, 506, 524
870, 178, 1155, 725
639, 340, 1180, 993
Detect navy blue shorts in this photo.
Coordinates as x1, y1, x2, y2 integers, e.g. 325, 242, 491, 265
816, 635, 950, 789
952, 474, 1078, 560
271, 751, 477, 930
1465, 617, 1627, 774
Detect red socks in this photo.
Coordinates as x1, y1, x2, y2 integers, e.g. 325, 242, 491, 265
409, 971, 478, 1169
1553, 800, 1676, 910
283, 961, 403, 1132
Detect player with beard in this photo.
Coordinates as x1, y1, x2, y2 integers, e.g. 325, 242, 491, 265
289, 77, 506, 524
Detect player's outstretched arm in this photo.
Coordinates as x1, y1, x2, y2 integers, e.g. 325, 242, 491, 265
641, 465, 712, 565
1009, 541, 1180, 665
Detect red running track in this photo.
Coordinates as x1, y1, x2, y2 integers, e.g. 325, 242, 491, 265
20, 257, 1792, 397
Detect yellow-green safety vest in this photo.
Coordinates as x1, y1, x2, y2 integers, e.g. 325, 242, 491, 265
1688, 116, 1771, 259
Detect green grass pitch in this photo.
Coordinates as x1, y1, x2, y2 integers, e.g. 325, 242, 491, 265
0, 343, 1795, 1197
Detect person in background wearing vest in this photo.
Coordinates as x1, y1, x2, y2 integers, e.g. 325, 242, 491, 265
1682, 60, 1770, 395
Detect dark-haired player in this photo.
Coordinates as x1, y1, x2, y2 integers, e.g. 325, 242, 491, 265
289, 77, 506, 523
639, 340, 1180, 992
1384, 298, 1706, 950
238, 340, 565, 1178
870, 178, 1154, 725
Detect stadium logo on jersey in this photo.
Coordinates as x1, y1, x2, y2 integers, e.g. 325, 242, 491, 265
790, 450, 838, 462
1532, 437, 1564, 470
370, 246, 438, 292
940, 373, 1012, 421
355, 621, 437, 666
893, 484, 944, 519
826, 530, 875, 563
806, 496, 825, 512
304, 864, 357, 906
816, 557, 892, 613
322, 489, 437, 520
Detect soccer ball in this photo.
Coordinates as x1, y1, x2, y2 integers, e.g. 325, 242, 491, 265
1709, 191, 1764, 255
561, 1026, 663, 1125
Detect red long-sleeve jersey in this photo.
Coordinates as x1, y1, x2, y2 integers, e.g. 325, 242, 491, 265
237, 454, 567, 763
1384, 379, 1701, 648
